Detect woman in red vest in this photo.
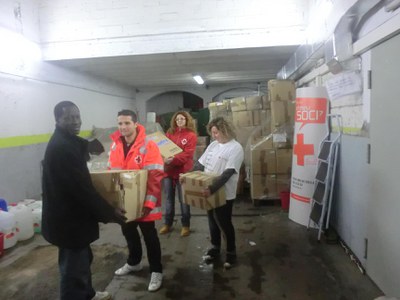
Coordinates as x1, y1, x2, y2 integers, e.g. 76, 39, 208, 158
159, 111, 197, 237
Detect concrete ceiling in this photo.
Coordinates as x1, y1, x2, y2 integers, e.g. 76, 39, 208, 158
51, 45, 298, 90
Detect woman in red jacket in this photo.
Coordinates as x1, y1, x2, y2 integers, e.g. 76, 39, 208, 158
159, 111, 198, 237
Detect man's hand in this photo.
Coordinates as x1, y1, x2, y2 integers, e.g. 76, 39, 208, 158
141, 207, 152, 218
114, 207, 127, 225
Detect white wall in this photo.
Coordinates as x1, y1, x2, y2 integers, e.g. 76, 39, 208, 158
38, 0, 308, 60
0, 0, 136, 202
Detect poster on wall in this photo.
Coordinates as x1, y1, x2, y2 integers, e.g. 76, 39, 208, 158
289, 87, 329, 227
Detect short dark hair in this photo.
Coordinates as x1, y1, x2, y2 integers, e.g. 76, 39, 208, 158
54, 101, 78, 121
118, 109, 137, 122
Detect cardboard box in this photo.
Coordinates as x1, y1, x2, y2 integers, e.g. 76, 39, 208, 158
262, 95, 270, 110
230, 97, 247, 112
246, 96, 263, 110
235, 126, 259, 147
276, 149, 293, 174
271, 100, 292, 128
194, 145, 207, 160
251, 174, 278, 199
232, 111, 253, 127
251, 148, 276, 175
90, 170, 148, 222
181, 171, 226, 210
146, 131, 182, 158
197, 136, 209, 146
208, 101, 229, 112
268, 79, 296, 101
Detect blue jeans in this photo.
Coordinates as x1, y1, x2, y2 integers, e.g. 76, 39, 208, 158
58, 246, 95, 300
163, 177, 191, 227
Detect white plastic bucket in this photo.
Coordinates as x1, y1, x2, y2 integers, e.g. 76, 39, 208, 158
32, 208, 42, 233
0, 210, 18, 249
8, 203, 34, 241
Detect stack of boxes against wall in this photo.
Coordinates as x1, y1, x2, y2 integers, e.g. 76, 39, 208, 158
207, 80, 295, 202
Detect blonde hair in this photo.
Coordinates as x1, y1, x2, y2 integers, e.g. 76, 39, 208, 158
207, 117, 236, 139
167, 111, 197, 134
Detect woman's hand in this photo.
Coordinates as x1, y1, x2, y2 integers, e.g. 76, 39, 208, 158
164, 156, 173, 165
202, 188, 211, 197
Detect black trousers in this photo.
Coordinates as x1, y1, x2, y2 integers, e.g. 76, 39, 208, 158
207, 199, 236, 254
58, 245, 95, 300
121, 220, 163, 273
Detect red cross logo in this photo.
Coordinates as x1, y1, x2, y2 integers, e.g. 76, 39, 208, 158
293, 133, 314, 166
134, 155, 142, 164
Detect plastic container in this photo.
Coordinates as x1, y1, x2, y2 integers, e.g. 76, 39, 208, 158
280, 191, 290, 211
32, 208, 42, 234
8, 203, 34, 241
24, 199, 42, 211
0, 210, 18, 249
0, 198, 7, 211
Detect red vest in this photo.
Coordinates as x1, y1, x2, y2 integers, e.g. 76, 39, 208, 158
165, 128, 197, 180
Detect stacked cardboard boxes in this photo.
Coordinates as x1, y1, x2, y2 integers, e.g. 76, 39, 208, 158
249, 80, 295, 201
206, 83, 294, 201
208, 95, 270, 149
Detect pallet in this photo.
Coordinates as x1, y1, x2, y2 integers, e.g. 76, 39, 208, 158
252, 197, 280, 207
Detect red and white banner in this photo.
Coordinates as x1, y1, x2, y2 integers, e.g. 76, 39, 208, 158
289, 87, 329, 226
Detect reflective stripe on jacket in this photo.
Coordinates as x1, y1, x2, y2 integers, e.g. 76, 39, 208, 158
108, 124, 164, 221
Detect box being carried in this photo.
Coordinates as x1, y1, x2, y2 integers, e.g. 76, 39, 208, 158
90, 170, 148, 222
180, 171, 226, 210
146, 131, 182, 158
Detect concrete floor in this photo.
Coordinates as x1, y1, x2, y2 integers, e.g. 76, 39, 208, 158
1, 194, 383, 300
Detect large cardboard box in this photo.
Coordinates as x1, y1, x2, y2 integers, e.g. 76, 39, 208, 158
194, 145, 207, 160
208, 101, 229, 113
245, 96, 263, 110
276, 149, 293, 174
232, 111, 253, 127
181, 171, 226, 210
197, 136, 210, 146
251, 174, 278, 199
268, 80, 296, 101
146, 131, 182, 158
251, 148, 276, 175
262, 95, 270, 110
90, 170, 148, 222
271, 100, 293, 128
230, 97, 247, 112
235, 126, 259, 147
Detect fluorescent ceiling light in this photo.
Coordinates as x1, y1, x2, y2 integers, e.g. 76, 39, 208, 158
193, 75, 204, 85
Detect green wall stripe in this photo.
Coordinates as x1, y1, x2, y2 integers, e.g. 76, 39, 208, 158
332, 126, 363, 135
0, 130, 92, 149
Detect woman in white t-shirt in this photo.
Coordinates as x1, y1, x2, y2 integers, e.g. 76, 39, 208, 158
193, 117, 244, 268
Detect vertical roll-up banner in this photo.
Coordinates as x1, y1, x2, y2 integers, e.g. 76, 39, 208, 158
289, 87, 329, 226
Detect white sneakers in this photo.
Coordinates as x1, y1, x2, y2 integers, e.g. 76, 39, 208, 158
92, 291, 111, 300
114, 263, 143, 276
148, 272, 163, 292
115, 264, 162, 292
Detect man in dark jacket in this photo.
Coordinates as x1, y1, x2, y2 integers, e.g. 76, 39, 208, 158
42, 101, 126, 300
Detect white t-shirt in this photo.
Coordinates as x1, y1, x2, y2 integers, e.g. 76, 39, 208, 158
198, 139, 244, 200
